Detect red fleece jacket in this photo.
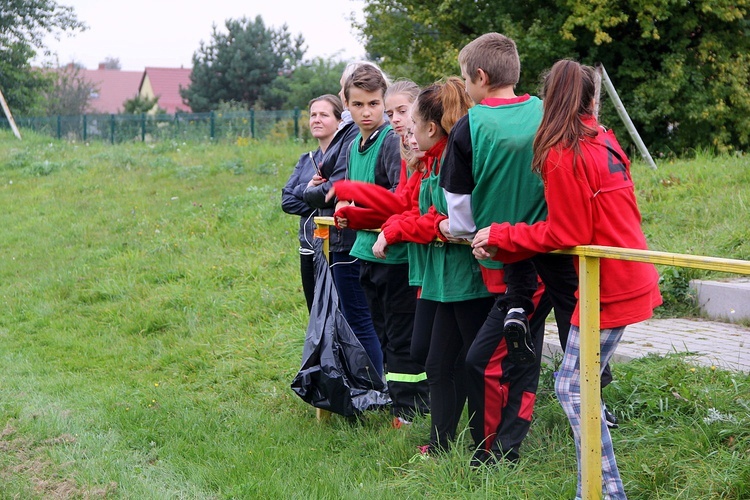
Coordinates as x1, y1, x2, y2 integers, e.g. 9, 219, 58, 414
332, 137, 446, 231
487, 120, 661, 327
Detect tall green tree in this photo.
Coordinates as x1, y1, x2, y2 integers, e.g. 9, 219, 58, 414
260, 57, 346, 110
181, 15, 305, 112
358, 0, 750, 154
0, 0, 86, 115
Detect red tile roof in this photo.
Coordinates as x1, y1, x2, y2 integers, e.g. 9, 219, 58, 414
140, 67, 192, 114
81, 68, 143, 114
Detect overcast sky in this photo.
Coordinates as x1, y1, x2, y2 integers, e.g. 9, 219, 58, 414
37, 0, 367, 71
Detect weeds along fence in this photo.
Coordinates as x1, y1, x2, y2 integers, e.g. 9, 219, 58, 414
0, 109, 312, 144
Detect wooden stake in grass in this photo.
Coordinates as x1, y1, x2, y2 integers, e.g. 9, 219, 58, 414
0, 86, 22, 140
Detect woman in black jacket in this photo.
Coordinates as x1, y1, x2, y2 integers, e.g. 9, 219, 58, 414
282, 94, 342, 311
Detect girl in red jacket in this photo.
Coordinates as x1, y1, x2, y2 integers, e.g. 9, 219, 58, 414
472, 60, 662, 499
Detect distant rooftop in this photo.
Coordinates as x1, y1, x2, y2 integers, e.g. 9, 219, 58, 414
80, 66, 143, 114
139, 67, 192, 114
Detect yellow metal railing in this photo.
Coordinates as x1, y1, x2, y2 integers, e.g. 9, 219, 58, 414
557, 246, 750, 499
314, 216, 750, 499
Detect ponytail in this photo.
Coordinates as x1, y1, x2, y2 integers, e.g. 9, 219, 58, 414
439, 77, 473, 134
532, 60, 598, 176
414, 76, 473, 138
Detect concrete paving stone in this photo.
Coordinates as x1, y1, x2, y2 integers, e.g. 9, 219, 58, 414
543, 317, 750, 373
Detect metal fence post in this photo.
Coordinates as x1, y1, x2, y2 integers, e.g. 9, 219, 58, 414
250, 109, 255, 138
83, 114, 87, 142
56, 115, 61, 140
110, 114, 115, 144
140, 113, 146, 142
293, 107, 300, 139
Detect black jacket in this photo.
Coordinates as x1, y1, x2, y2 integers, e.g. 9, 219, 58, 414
281, 149, 319, 251
303, 119, 359, 253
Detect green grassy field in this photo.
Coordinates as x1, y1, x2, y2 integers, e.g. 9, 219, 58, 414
0, 130, 748, 498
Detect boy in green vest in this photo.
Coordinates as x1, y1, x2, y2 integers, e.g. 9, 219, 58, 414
439, 32, 578, 464
334, 64, 429, 424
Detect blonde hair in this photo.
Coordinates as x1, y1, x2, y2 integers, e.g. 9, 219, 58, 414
458, 33, 520, 89
385, 79, 420, 164
385, 79, 419, 103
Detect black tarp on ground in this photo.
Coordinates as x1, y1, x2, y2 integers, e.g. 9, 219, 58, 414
291, 238, 390, 416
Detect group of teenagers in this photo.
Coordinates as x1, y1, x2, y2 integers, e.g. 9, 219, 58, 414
282, 32, 662, 499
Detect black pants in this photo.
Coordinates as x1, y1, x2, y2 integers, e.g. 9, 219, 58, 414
427, 297, 494, 449
359, 260, 429, 418
410, 298, 439, 366
300, 251, 315, 312
500, 258, 539, 315
465, 289, 553, 461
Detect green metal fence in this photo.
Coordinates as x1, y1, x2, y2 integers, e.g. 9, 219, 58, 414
0, 109, 306, 143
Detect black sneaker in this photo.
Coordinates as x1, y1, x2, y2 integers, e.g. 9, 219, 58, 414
604, 407, 619, 429
503, 309, 535, 365
470, 448, 501, 468
470, 448, 519, 468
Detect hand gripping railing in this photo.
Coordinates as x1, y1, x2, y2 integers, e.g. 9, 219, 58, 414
314, 216, 750, 499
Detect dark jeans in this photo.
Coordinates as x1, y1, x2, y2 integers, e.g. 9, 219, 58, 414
330, 251, 383, 377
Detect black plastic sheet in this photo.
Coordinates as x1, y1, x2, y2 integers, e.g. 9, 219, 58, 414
291, 238, 390, 416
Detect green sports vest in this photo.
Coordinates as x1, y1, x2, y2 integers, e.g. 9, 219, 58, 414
348, 126, 408, 264
418, 165, 490, 302
469, 99, 547, 269
406, 173, 430, 287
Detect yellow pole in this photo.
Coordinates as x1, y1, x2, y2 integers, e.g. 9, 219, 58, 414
313, 217, 332, 422
579, 255, 602, 499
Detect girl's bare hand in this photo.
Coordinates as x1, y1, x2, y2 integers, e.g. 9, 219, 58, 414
438, 218, 462, 242
372, 232, 389, 259
472, 227, 497, 260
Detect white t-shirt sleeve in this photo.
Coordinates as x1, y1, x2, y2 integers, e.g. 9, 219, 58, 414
445, 191, 476, 238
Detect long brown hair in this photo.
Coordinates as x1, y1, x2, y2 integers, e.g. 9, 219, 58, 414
532, 59, 599, 176
410, 77, 472, 173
